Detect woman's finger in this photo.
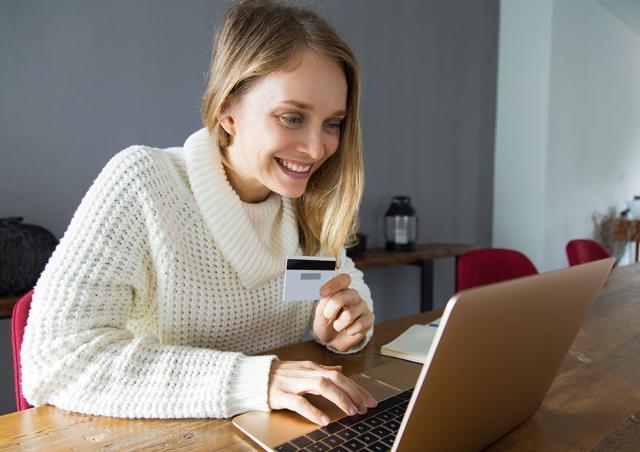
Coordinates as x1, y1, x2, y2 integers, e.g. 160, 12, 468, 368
274, 360, 325, 373
273, 362, 344, 382
315, 298, 329, 313
333, 300, 369, 332
333, 308, 355, 332
357, 381, 378, 407
319, 364, 342, 371
315, 368, 376, 412
314, 299, 333, 328
281, 392, 330, 426
320, 273, 351, 298
321, 289, 359, 321
282, 364, 372, 414
289, 374, 360, 416
309, 367, 376, 413
345, 312, 374, 336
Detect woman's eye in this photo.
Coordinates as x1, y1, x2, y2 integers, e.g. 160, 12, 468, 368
280, 114, 303, 126
324, 120, 343, 133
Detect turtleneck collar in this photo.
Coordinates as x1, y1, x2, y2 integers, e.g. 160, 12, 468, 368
183, 128, 299, 289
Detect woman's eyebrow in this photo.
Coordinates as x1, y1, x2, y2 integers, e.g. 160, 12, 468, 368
281, 99, 346, 117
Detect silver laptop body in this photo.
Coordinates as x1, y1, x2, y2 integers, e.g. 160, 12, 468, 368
234, 258, 614, 451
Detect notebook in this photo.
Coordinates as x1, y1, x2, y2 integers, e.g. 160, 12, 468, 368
380, 319, 441, 364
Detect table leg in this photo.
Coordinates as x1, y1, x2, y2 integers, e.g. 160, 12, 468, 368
417, 259, 434, 312
454, 255, 460, 293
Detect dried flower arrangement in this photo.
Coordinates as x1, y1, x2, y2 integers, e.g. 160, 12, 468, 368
592, 210, 640, 262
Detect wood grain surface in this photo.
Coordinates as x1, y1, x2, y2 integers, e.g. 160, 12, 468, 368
1, 263, 639, 451
593, 411, 640, 452
351, 243, 475, 269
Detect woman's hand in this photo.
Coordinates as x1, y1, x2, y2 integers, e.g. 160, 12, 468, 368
313, 273, 375, 352
267, 360, 377, 425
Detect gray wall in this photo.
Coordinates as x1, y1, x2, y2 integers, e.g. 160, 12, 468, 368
0, 0, 498, 414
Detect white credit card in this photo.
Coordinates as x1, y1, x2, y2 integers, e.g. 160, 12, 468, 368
283, 256, 336, 301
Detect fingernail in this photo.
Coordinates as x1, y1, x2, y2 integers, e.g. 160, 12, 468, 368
368, 397, 378, 407
348, 406, 357, 416
320, 415, 330, 426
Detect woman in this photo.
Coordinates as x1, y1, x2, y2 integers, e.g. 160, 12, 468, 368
22, 0, 375, 426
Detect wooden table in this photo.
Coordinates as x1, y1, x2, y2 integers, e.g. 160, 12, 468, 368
352, 243, 476, 311
1, 263, 639, 451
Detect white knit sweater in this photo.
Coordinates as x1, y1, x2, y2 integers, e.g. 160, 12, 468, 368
21, 128, 373, 419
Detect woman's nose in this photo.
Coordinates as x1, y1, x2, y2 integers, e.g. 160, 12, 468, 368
299, 128, 326, 160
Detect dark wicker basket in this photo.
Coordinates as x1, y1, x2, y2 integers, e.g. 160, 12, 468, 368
0, 217, 58, 296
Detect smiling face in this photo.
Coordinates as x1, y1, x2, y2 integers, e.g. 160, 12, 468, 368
219, 49, 348, 202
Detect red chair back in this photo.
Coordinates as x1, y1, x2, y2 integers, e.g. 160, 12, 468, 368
457, 248, 538, 291
566, 239, 610, 266
11, 290, 34, 411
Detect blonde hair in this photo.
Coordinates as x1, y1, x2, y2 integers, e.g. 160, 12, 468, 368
202, 0, 363, 259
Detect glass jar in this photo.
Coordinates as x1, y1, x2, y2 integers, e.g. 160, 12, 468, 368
384, 196, 418, 251
633, 195, 640, 219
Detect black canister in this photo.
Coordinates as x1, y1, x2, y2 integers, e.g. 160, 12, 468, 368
0, 217, 58, 295
384, 196, 418, 251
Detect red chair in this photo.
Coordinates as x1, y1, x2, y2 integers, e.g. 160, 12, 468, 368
11, 290, 34, 411
457, 248, 538, 291
566, 239, 610, 266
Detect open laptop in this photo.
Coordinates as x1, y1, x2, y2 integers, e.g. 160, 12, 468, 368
234, 257, 614, 451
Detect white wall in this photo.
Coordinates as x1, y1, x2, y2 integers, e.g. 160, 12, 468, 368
545, 0, 640, 268
493, 0, 554, 268
495, 0, 640, 271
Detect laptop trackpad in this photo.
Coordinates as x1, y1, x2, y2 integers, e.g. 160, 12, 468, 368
360, 359, 422, 391
305, 373, 400, 421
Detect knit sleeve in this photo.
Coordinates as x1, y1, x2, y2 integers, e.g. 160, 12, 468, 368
21, 147, 276, 419
312, 249, 375, 354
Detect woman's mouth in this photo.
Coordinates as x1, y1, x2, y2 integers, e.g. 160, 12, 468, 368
274, 157, 312, 179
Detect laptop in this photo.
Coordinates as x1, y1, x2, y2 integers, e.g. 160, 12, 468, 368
233, 257, 614, 451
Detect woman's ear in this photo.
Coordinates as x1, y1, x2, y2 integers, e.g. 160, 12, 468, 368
218, 97, 237, 137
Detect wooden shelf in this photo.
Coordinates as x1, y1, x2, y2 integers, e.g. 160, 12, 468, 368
351, 242, 476, 311
0, 294, 22, 319
351, 243, 476, 269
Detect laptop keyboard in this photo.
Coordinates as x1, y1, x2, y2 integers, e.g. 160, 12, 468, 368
274, 388, 413, 451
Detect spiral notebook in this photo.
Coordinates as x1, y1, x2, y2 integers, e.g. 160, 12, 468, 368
380, 318, 441, 364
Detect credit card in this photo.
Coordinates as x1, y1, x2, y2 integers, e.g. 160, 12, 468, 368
283, 256, 336, 301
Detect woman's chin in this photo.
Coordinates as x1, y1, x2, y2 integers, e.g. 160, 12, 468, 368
272, 183, 308, 199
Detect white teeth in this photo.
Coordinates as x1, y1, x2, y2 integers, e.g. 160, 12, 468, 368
277, 158, 311, 173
